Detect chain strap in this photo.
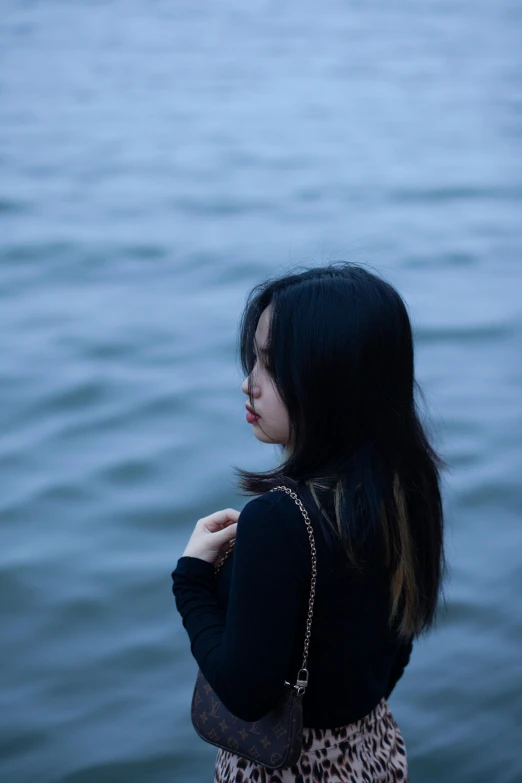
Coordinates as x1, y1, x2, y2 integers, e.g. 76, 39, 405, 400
213, 485, 317, 695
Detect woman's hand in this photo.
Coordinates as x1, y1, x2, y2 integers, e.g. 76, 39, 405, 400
182, 508, 239, 565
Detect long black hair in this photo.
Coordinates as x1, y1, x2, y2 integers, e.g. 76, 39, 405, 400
233, 262, 448, 641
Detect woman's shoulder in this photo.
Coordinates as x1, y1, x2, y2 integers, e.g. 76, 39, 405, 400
235, 491, 314, 584
241, 486, 309, 515
237, 489, 312, 546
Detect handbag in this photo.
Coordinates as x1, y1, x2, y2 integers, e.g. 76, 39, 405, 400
190, 484, 318, 770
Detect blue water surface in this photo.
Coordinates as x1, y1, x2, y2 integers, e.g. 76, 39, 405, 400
1, 1, 521, 781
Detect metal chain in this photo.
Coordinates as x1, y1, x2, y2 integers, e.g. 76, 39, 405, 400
214, 540, 235, 573
213, 485, 317, 693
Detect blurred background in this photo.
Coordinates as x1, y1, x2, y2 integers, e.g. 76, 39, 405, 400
1, 1, 521, 781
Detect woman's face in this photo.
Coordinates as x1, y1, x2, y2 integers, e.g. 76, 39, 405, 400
241, 305, 291, 445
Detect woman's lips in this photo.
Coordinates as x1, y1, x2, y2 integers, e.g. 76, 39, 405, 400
245, 404, 261, 423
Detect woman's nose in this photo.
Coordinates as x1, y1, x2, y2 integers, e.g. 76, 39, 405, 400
241, 376, 260, 397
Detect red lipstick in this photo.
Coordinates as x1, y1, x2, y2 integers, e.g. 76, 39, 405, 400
245, 403, 261, 423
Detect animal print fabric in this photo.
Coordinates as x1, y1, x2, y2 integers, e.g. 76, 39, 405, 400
213, 697, 408, 782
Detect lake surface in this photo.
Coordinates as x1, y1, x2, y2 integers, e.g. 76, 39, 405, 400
1, 1, 521, 781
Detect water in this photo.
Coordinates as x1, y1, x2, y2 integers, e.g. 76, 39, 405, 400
1, 1, 521, 781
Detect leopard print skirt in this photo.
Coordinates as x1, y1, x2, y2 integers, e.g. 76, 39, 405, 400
213, 697, 408, 782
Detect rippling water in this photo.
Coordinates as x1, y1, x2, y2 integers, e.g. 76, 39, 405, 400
1, 1, 521, 781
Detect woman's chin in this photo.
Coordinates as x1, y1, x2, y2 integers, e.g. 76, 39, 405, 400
253, 428, 285, 445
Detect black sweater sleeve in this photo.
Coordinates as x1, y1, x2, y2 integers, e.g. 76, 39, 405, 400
171, 492, 309, 722
385, 636, 414, 699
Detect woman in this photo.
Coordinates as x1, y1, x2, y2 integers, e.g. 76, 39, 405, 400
171, 263, 447, 782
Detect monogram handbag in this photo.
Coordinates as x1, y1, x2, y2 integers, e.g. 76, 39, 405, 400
190, 485, 318, 770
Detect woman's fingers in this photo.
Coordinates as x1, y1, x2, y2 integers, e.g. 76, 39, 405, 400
215, 522, 238, 542
198, 508, 240, 532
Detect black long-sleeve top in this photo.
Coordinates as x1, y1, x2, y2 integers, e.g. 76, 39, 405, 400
171, 487, 413, 727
